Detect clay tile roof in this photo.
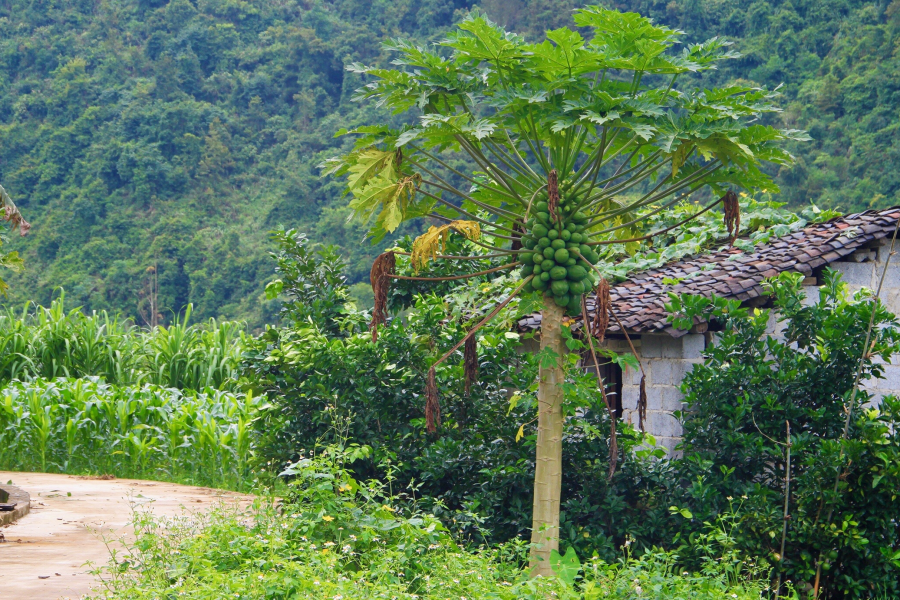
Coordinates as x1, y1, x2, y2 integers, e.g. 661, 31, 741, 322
518, 208, 900, 337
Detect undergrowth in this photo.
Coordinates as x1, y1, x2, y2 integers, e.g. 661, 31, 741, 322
88, 444, 769, 599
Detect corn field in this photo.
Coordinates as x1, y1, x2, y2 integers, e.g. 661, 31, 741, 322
0, 295, 245, 391
0, 377, 260, 489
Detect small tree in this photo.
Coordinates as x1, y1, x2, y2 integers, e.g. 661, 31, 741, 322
328, 7, 803, 575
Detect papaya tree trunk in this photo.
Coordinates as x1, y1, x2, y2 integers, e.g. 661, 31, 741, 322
530, 300, 566, 576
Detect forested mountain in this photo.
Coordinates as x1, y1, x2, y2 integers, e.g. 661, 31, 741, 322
0, 0, 897, 326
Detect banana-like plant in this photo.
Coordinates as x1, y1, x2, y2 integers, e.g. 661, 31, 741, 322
327, 7, 805, 575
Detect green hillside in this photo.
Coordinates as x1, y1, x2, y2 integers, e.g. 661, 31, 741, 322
0, 0, 897, 325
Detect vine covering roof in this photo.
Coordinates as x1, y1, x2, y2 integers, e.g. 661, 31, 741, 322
518, 208, 900, 337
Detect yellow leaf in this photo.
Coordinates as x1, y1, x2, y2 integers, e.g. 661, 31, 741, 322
515, 424, 525, 442
410, 220, 481, 271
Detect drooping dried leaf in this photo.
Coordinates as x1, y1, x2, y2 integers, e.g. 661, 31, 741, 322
607, 417, 618, 480
0, 185, 29, 237
410, 220, 480, 271
510, 222, 525, 251
723, 190, 740, 245
591, 278, 610, 341
638, 373, 647, 432
369, 251, 396, 342
547, 169, 559, 223
464, 334, 478, 395
425, 366, 441, 433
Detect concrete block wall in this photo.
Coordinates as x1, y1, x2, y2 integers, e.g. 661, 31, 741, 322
616, 333, 706, 456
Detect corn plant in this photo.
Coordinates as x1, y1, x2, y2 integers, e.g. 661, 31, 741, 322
0, 377, 261, 490
0, 294, 245, 391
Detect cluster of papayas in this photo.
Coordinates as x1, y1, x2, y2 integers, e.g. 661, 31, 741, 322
518, 198, 600, 316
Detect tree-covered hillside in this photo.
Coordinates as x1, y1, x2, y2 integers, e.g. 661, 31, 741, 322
0, 0, 897, 326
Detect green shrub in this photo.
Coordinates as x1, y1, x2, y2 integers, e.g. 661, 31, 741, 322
666, 270, 900, 598
0, 377, 258, 489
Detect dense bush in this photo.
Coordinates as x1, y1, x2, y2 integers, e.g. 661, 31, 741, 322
88, 444, 766, 600
0, 294, 244, 390
665, 271, 900, 598
0, 377, 258, 489
245, 233, 665, 550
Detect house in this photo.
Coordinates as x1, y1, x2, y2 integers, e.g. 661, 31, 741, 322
518, 208, 900, 455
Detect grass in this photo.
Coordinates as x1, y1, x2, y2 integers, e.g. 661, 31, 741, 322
87, 445, 771, 599
0, 377, 259, 490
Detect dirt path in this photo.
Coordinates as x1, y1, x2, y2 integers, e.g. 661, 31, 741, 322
0, 471, 252, 600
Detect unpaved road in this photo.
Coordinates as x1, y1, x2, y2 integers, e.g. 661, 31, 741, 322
0, 471, 251, 599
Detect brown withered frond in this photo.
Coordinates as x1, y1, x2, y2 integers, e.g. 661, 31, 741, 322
638, 374, 647, 432
425, 366, 441, 433
410, 220, 481, 272
591, 278, 611, 341
547, 169, 559, 223
369, 251, 396, 342
464, 334, 478, 396
0, 185, 30, 237
723, 190, 740, 245
510, 222, 525, 252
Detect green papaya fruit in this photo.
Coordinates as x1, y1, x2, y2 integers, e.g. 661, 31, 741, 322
554, 248, 570, 263
568, 280, 585, 295
550, 280, 570, 296
567, 265, 587, 281
550, 266, 568, 281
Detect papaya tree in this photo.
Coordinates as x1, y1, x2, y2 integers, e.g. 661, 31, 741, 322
326, 7, 803, 576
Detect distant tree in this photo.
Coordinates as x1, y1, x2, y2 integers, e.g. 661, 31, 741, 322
329, 7, 804, 576
0, 184, 29, 295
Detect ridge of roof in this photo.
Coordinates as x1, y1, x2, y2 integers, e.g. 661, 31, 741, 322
518, 207, 900, 337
